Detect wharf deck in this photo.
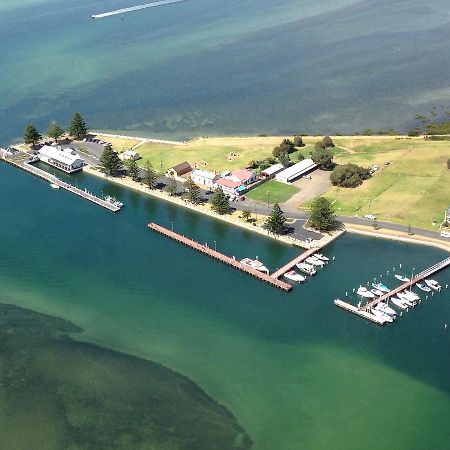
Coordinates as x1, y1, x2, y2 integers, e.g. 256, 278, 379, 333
148, 223, 292, 291
334, 299, 385, 325
270, 248, 318, 279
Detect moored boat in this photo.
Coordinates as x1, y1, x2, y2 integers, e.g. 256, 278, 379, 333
357, 286, 375, 298
371, 308, 394, 323
314, 253, 329, 262
416, 283, 431, 293
375, 302, 397, 317
397, 292, 416, 307
370, 288, 384, 297
50, 183, 60, 189
391, 297, 408, 310
104, 195, 124, 209
372, 282, 390, 293
305, 256, 325, 267
240, 257, 269, 274
424, 279, 441, 291
395, 274, 410, 282
296, 262, 316, 276
284, 270, 306, 283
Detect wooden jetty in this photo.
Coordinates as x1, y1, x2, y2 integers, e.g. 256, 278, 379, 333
334, 299, 385, 325
270, 248, 318, 279
148, 223, 292, 291
1, 150, 122, 212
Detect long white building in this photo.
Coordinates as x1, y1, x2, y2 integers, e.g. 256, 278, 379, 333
275, 159, 317, 184
38, 145, 85, 173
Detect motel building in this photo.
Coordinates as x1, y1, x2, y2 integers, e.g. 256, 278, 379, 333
215, 178, 241, 196
191, 169, 220, 188
38, 145, 85, 174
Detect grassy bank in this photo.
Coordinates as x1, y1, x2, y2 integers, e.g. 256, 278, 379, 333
246, 179, 299, 204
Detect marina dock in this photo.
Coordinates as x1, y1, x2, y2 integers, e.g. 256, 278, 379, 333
1, 149, 122, 212
270, 248, 319, 279
148, 223, 292, 291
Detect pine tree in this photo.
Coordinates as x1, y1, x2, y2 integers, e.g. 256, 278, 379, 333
165, 177, 177, 196
47, 120, 65, 143
127, 158, 141, 182
99, 144, 122, 176
143, 161, 157, 189
184, 177, 201, 204
308, 197, 336, 232
69, 112, 88, 140
210, 187, 230, 214
23, 124, 41, 147
263, 203, 288, 234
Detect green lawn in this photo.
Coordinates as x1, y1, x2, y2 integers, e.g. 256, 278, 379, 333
246, 179, 299, 204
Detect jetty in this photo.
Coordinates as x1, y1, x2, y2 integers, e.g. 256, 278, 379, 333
92, 0, 187, 19
1, 149, 122, 212
148, 223, 292, 291
270, 248, 319, 279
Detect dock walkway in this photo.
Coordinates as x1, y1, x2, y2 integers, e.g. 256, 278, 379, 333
271, 248, 318, 279
148, 223, 292, 291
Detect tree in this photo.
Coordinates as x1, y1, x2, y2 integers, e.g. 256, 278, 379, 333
127, 158, 141, 182
322, 136, 334, 148
47, 120, 65, 143
241, 210, 251, 222
330, 164, 371, 188
23, 124, 41, 147
99, 144, 122, 176
311, 146, 334, 170
278, 152, 290, 166
210, 187, 230, 215
407, 225, 414, 235
293, 135, 304, 147
184, 177, 201, 204
143, 161, 157, 189
308, 197, 336, 232
280, 138, 295, 154
272, 146, 284, 158
69, 112, 88, 140
408, 127, 420, 137
165, 177, 177, 196
263, 203, 288, 235
297, 153, 305, 162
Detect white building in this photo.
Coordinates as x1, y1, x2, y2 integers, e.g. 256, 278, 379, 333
229, 169, 257, 185
275, 159, 317, 184
38, 145, 85, 173
120, 149, 141, 161
261, 163, 284, 179
191, 169, 219, 188
215, 178, 241, 196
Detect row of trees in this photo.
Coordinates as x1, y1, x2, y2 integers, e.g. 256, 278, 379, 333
23, 113, 88, 146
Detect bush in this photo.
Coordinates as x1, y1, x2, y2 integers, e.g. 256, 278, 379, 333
330, 164, 371, 188
322, 136, 334, 148
293, 136, 305, 147
311, 147, 334, 170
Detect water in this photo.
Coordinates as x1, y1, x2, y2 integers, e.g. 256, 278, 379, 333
2, 0, 450, 145
0, 162, 449, 449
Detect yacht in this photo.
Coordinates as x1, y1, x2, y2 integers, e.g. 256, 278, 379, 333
402, 290, 420, 301
416, 283, 431, 293
305, 256, 325, 267
371, 308, 394, 323
296, 262, 316, 276
50, 183, 60, 189
424, 279, 442, 291
357, 286, 375, 298
397, 292, 416, 307
314, 253, 329, 262
284, 270, 306, 283
395, 274, 410, 282
391, 297, 408, 310
375, 302, 397, 317
240, 258, 269, 274
104, 195, 124, 209
372, 282, 390, 293
370, 288, 384, 297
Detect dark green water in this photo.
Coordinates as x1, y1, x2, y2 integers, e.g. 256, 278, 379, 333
1, 162, 449, 449
2, 0, 450, 144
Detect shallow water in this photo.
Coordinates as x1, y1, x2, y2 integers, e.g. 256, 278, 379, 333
0, 162, 449, 449
2, 0, 450, 144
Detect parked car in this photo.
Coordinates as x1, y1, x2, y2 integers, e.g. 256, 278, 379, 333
364, 214, 376, 220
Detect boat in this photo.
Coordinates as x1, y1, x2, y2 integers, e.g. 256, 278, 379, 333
284, 270, 306, 283
372, 282, 390, 293
371, 308, 394, 323
397, 292, 416, 307
296, 262, 316, 276
50, 183, 60, 189
104, 195, 124, 209
424, 279, 442, 291
402, 290, 420, 301
314, 253, 329, 262
395, 274, 410, 282
357, 286, 375, 298
375, 302, 397, 317
416, 283, 431, 293
305, 256, 325, 267
391, 297, 408, 310
240, 258, 269, 274
370, 288, 384, 297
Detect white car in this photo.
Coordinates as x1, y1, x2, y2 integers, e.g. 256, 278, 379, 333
364, 214, 376, 220
441, 231, 450, 238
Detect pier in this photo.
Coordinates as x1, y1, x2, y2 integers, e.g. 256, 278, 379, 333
270, 248, 319, 279
92, 0, 186, 19
148, 223, 292, 291
1, 149, 122, 212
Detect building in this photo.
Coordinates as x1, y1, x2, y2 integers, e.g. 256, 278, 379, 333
261, 163, 285, 179
215, 178, 241, 196
191, 169, 219, 188
38, 145, 84, 173
120, 150, 141, 161
167, 161, 192, 177
275, 159, 317, 184
229, 169, 257, 185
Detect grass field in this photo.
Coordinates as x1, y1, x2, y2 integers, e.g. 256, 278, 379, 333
94, 134, 141, 151
246, 179, 300, 205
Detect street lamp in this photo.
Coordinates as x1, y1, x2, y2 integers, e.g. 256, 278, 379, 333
410, 267, 415, 291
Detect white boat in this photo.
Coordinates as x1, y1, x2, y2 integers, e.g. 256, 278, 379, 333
305, 256, 325, 267
375, 302, 397, 317
357, 286, 375, 298
391, 297, 408, 310
296, 262, 316, 276
395, 274, 410, 282
424, 279, 441, 291
50, 183, 60, 189
314, 253, 329, 262
397, 292, 415, 307
371, 308, 394, 323
104, 195, 124, 208
416, 283, 431, 293
240, 258, 269, 274
402, 290, 420, 301
370, 288, 384, 297
284, 270, 306, 283
372, 282, 390, 293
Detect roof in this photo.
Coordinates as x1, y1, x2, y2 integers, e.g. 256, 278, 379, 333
171, 161, 192, 172
39, 145, 84, 166
216, 178, 241, 189
123, 150, 139, 156
275, 159, 317, 181
262, 163, 284, 176
231, 169, 254, 181
192, 169, 218, 181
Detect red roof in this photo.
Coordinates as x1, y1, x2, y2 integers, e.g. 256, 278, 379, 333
216, 178, 241, 189
231, 169, 254, 181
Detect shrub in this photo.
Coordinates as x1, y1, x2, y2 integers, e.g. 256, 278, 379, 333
330, 164, 371, 188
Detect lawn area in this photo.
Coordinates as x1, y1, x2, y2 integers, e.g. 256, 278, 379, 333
94, 134, 141, 151
246, 179, 299, 204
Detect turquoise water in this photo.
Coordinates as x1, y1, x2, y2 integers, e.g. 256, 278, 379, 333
2, 0, 450, 144
1, 162, 449, 449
